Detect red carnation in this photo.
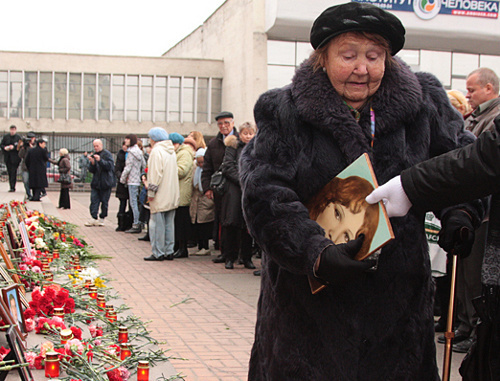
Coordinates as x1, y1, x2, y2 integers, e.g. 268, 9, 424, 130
23, 308, 36, 320
70, 326, 82, 340
34, 355, 44, 369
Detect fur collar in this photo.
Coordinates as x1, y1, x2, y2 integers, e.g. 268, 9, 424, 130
290, 57, 423, 161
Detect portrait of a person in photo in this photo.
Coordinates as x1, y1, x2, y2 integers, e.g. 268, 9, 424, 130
307, 176, 379, 261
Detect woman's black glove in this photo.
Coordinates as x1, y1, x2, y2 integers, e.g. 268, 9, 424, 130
315, 235, 376, 285
438, 209, 475, 259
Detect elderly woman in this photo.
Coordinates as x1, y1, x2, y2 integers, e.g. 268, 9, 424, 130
240, 3, 484, 380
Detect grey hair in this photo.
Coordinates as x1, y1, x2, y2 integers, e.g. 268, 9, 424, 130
467, 67, 500, 94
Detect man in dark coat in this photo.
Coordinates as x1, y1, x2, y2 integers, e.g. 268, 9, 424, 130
367, 115, 500, 381
239, 3, 485, 380
201, 111, 239, 262
24, 138, 49, 201
85, 139, 115, 227
1, 125, 22, 192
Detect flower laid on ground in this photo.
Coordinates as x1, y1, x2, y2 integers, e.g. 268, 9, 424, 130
0, 202, 174, 380
24, 284, 76, 319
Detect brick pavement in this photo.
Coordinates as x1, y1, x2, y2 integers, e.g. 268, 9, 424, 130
1, 182, 467, 381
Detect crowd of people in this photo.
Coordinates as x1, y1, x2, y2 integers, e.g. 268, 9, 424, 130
71, 114, 259, 271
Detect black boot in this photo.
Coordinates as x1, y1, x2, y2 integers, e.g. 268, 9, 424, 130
173, 241, 188, 258
138, 221, 150, 241
115, 213, 126, 231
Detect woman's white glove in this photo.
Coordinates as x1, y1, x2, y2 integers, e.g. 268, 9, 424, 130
365, 176, 412, 218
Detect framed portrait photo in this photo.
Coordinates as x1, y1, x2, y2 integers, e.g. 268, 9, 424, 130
0, 243, 23, 294
0, 266, 28, 308
0, 296, 26, 348
5, 326, 34, 381
1, 285, 27, 336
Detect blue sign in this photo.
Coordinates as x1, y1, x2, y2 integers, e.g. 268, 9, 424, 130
353, 0, 499, 19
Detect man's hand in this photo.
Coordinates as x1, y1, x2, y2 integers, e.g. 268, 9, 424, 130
314, 235, 375, 285
148, 196, 155, 202
88, 156, 95, 165
365, 175, 412, 218
438, 209, 475, 259
93, 154, 100, 162
205, 190, 214, 200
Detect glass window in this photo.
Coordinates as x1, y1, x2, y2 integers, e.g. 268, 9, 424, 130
421, 51, 452, 88
68, 73, 81, 120
0, 71, 7, 118
267, 40, 296, 66
479, 55, 500, 76
9, 71, 23, 118
98, 74, 110, 120
210, 78, 222, 122
398, 49, 420, 71
169, 76, 180, 122
155, 76, 167, 122
197, 78, 209, 123
84, 73, 96, 120
141, 75, 153, 122
296, 42, 313, 66
126, 75, 139, 121
452, 53, 479, 77
183, 77, 195, 122
54, 73, 67, 119
112, 74, 125, 120
39, 72, 52, 119
267, 65, 295, 90
24, 72, 37, 119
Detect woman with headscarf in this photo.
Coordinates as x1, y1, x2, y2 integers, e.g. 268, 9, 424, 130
239, 3, 485, 379
49, 148, 72, 209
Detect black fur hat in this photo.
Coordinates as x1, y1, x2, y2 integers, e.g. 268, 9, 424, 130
310, 2, 405, 55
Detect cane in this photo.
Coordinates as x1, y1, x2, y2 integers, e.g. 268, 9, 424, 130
442, 227, 470, 381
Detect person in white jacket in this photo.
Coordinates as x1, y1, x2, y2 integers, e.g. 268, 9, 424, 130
144, 127, 180, 261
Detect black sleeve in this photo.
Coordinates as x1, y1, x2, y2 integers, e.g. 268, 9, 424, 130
221, 146, 239, 185
201, 146, 215, 193
402, 116, 500, 212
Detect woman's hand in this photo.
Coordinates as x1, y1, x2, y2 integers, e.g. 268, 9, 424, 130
365, 176, 412, 217
314, 235, 375, 285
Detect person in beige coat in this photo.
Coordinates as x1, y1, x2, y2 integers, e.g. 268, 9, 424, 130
190, 148, 215, 256
144, 127, 179, 262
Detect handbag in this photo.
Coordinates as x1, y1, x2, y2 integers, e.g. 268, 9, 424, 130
57, 173, 72, 184
210, 166, 227, 196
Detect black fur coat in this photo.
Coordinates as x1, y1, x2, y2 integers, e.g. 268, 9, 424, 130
240, 58, 483, 381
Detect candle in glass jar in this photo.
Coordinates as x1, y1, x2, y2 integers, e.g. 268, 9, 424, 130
88, 285, 98, 299
118, 326, 128, 343
53, 307, 64, 318
137, 360, 149, 381
97, 293, 106, 309
45, 351, 60, 377
120, 343, 131, 360
60, 328, 73, 344
52, 250, 60, 259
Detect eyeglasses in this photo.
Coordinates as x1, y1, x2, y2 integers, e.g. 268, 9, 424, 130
217, 121, 232, 126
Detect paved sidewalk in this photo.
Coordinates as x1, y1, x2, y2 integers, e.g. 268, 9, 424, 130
1, 182, 467, 381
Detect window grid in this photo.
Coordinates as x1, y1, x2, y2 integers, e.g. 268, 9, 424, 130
0, 70, 222, 123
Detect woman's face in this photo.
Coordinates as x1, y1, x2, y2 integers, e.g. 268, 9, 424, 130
124, 138, 130, 147
323, 33, 386, 109
240, 128, 255, 144
315, 202, 365, 244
